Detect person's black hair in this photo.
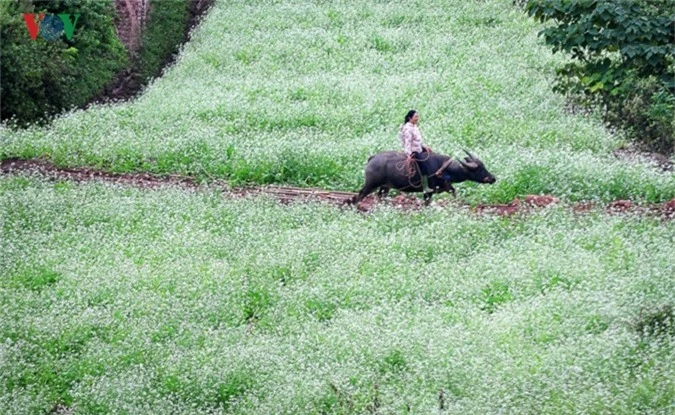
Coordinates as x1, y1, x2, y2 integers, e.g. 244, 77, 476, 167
404, 110, 417, 124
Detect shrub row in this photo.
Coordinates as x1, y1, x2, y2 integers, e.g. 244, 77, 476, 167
522, 0, 674, 154
0, 0, 193, 126
0, 0, 127, 125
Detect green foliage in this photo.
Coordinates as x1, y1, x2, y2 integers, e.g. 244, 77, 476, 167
136, 0, 191, 82
608, 74, 675, 153
0, 0, 198, 125
525, 0, 675, 153
0, 0, 128, 125
380, 349, 408, 374
4, 266, 62, 291
480, 280, 514, 313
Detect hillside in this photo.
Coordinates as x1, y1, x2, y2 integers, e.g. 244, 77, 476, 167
2, 0, 673, 203
1, 1, 673, 414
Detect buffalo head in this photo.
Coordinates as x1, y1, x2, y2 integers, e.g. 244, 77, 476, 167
457, 150, 496, 184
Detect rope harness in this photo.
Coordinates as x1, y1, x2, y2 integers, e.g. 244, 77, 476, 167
395, 150, 432, 189
432, 159, 454, 179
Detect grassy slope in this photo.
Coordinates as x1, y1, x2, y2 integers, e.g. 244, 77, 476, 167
1, 175, 674, 414
1, 0, 673, 203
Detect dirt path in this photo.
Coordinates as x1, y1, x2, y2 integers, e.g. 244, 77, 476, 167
2, 158, 674, 220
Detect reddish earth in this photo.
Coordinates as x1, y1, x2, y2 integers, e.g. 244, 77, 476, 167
572, 202, 595, 213
664, 199, 675, 214
525, 194, 559, 207
474, 199, 521, 217
1, 158, 674, 220
608, 200, 634, 212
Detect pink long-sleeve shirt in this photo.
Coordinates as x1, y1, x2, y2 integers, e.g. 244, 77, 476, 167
399, 122, 426, 155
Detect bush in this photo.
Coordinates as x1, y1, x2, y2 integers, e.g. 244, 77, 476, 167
0, 0, 128, 126
136, 0, 191, 82
524, 0, 675, 154
608, 75, 675, 153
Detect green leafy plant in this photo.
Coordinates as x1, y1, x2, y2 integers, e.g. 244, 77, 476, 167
0, 0, 128, 125
525, 0, 675, 153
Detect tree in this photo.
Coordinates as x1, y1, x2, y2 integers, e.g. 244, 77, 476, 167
524, 0, 674, 153
1, 0, 128, 125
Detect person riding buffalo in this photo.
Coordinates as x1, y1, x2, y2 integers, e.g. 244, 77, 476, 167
399, 109, 433, 195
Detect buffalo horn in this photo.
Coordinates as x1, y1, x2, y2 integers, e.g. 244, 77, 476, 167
459, 159, 478, 170
463, 149, 478, 161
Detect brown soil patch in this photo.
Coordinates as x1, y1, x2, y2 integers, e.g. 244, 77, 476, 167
525, 194, 560, 207
1, 158, 199, 189
572, 202, 595, 213
474, 199, 522, 217
607, 200, 634, 212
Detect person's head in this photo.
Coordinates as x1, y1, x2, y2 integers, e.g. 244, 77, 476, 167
404, 110, 419, 125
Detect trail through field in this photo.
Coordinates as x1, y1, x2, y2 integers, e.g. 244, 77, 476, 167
2, 157, 674, 219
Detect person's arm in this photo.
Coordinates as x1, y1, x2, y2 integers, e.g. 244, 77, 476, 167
416, 127, 430, 152
401, 125, 413, 155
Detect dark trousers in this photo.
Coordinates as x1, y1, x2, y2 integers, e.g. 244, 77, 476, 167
412, 151, 429, 176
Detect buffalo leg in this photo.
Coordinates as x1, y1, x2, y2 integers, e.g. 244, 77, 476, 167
351, 181, 379, 204
377, 186, 390, 200
423, 193, 433, 206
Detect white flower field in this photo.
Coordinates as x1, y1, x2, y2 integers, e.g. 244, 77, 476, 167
1, 0, 673, 414
1, 176, 673, 414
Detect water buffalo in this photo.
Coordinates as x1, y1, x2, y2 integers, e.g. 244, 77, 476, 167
349, 150, 496, 206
